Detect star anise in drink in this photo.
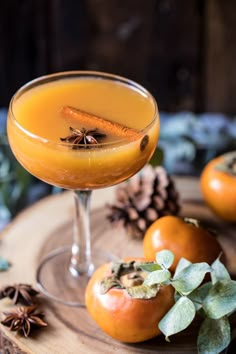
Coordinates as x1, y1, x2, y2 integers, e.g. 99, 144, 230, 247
0, 284, 39, 305
1, 305, 47, 337
60, 127, 106, 149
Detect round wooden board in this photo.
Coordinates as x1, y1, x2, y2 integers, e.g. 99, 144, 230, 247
0, 177, 236, 354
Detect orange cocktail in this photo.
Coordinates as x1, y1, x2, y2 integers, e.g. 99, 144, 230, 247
7, 71, 159, 306
8, 73, 159, 190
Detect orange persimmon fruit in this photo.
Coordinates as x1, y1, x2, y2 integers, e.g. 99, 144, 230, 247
200, 152, 236, 222
85, 257, 174, 343
143, 215, 223, 271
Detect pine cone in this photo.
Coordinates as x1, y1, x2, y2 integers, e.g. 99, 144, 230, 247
107, 165, 181, 239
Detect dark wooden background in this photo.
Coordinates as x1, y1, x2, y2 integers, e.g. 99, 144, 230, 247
0, 0, 236, 114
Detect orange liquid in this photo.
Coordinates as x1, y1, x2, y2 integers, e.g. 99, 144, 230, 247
8, 76, 159, 189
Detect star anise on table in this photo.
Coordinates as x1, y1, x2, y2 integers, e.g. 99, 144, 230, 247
1, 305, 47, 337
0, 284, 39, 305
60, 127, 106, 149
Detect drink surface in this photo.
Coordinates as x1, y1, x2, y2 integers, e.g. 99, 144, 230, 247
8, 75, 159, 189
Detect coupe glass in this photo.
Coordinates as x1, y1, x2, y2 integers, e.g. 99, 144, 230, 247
7, 71, 159, 306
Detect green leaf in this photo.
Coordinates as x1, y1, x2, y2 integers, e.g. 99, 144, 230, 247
172, 263, 212, 295
174, 257, 192, 277
0, 257, 11, 271
0, 205, 11, 221
14, 164, 32, 197
188, 282, 212, 310
197, 316, 230, 354
211, 257, 231, 285
203, 280, 236, 319
138, 262, 161, 273
0, 158, 10, 181
144, 269, 171, 286
158, 296, 196, 340
155, 250, 175, 269
149, 147, 164, 166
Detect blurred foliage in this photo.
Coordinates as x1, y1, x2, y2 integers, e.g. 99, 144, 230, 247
0, 256, 11, 271
149, 147, 164, 167
0, 134, 32, 226
159, 112, 236, 175
0, 134, 53, 230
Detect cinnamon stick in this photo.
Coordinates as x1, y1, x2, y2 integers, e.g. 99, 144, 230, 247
61, 106, 145, 142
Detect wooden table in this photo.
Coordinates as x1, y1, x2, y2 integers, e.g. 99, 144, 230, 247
0, 177, 235, 354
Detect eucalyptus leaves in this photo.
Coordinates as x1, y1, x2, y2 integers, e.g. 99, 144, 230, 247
0, 256, 10, 271
139, 250, 235, 354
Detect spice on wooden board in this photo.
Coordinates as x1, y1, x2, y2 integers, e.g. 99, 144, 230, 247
0, 284, 39, 305
1, 305, 47, 337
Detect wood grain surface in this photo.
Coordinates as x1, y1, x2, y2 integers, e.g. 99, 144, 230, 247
0, 177, 235, 354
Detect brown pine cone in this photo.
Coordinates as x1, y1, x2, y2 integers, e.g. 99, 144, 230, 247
107, 165, 181, 239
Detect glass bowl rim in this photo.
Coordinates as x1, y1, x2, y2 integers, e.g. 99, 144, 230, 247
8, 70, 159, 147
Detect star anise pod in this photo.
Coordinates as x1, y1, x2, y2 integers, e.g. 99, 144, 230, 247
60, 127, 106, 149
0, 284, 39, 305
1, 305, 47, 337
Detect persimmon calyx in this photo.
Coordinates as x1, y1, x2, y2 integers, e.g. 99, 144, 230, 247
215, 151, 236, 176
99, 260, 160, 299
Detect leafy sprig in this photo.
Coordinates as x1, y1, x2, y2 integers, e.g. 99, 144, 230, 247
139, 250, 236, 354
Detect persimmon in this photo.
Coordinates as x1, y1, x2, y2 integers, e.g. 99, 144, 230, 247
85, 258, 174, 343
143, 215, 223, 271
200, 152, 236, 222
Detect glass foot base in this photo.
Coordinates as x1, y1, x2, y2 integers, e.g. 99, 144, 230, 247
36, 246, 118, 307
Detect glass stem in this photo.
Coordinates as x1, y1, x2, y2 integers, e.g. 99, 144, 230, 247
69, 190, 94, 277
